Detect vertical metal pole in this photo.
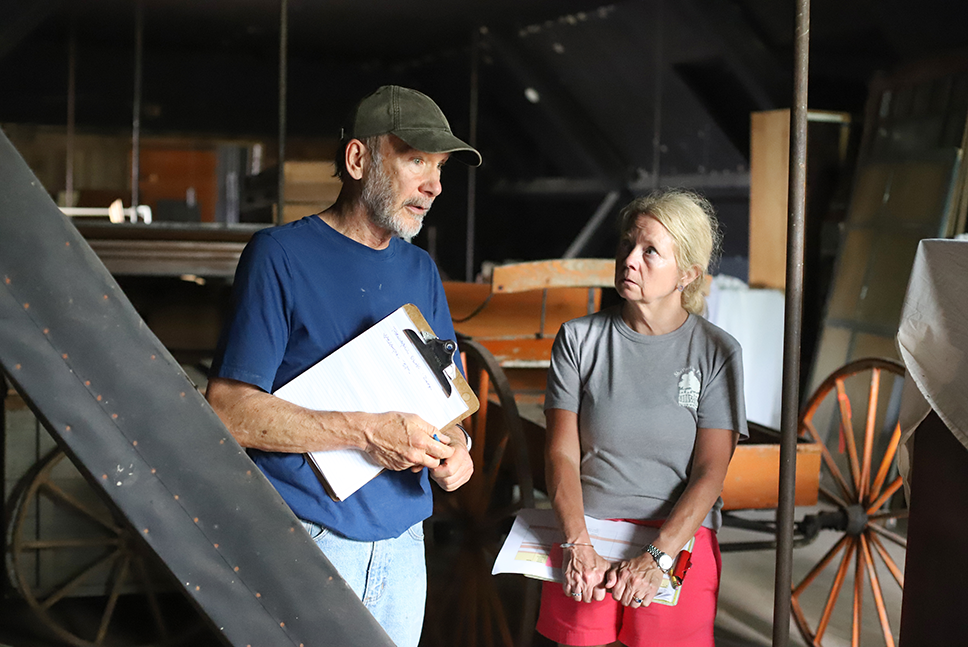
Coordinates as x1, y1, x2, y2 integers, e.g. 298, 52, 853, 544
465, 27, 480, 282
651, 0, 664, 190
131, 0, 144, 210
276, 0, 288, 226
66, 17, 76, 206
0, 371, 7, 590
772, 1, 810, 646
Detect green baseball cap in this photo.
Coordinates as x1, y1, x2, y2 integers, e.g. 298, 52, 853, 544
348, 85, 482, 167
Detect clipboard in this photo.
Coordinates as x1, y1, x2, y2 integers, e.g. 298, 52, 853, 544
272, 304, 479, 501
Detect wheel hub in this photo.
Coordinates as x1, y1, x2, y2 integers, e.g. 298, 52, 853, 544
845, 503, 868, 536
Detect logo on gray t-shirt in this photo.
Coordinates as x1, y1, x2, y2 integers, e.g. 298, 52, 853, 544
676, 367, 702, 410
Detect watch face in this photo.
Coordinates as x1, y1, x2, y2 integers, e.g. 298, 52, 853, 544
658, 554, 674, 571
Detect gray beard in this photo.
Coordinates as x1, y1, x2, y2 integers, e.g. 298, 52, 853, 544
361, 159, 426, 243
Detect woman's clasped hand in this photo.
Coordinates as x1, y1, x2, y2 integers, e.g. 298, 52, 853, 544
562, 547, 663, 607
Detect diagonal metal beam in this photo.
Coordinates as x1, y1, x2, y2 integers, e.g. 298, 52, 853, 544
0, 130, 394, 647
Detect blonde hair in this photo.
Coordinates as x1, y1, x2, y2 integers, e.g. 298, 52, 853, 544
618, 189, 721, 315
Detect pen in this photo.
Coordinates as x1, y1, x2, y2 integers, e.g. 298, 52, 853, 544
670, 550, 692, 589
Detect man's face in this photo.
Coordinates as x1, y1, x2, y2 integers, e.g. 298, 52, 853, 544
360, 135, 449, 241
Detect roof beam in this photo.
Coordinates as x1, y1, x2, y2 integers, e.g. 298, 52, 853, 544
492, 172, 750, 197
484, 30, 629, 184
0, 0, 62, 61
676, 0, 788, 110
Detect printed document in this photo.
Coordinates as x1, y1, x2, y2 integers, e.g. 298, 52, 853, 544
492, 508, 694, 606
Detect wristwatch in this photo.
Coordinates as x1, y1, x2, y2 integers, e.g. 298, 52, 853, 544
645, 544, 673, 572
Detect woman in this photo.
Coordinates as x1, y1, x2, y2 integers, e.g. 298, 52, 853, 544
537, 189, 747, 647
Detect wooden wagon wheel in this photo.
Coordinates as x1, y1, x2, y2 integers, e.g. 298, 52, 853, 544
5, 447, 201, 647
422, 338, 538, 647
791, 358, 907, 647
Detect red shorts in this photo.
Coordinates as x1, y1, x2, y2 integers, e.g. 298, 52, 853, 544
536, 523, 721, 647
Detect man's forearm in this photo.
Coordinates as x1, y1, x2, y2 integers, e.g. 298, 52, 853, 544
206, 378, 369, 453
205, 377, 454, 471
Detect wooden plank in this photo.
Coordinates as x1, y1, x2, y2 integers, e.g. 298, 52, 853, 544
445, 283, 597, 342
86, 239, 246, 277
749, 109, 792, 290
474, 338, 555, 365
721, 442, 822, 510
749, 109, 851, 290
491, 259, 614, 293
283, 161, 341, 206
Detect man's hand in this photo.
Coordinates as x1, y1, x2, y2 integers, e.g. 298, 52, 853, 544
362, 412, 455, 471
427, 425, 473, 490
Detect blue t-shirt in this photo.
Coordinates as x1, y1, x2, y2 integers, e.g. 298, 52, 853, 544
211, 215, 460, 541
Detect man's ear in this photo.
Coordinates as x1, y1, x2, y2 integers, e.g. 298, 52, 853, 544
344, 139, 368, 181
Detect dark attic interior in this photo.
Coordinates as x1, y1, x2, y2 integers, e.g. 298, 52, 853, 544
2, 0, 968, 646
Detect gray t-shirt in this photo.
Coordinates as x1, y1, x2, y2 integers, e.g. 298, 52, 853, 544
545, 306, 748, 531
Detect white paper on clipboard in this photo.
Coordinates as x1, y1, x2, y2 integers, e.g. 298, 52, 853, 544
272, 304, 478, 501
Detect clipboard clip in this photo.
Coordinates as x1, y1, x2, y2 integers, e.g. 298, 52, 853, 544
404, 329, 457, 397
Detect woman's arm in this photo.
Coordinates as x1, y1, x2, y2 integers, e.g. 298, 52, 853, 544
607, 426, 739, 607
545, 408, 611, 602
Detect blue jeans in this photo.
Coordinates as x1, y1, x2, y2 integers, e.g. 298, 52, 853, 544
301, 519, 427, 647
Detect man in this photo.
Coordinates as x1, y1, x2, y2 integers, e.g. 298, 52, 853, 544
206, 85, 480, 647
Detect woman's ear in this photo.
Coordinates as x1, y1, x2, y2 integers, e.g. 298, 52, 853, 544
344, 139, 368, 181
679, 264, 702, 289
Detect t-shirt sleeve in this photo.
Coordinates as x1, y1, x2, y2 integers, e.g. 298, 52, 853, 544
544, 324, 582, 413
697, 345, 749, 438
210, 233, 292, 393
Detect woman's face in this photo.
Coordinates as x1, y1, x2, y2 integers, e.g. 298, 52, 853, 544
614, 213, 684, 308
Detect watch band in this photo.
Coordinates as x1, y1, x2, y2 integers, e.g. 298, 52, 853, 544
644, 543, 672, 572
455, 423, 472, 451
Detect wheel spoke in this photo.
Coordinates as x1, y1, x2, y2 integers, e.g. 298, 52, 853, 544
481, 564, 514, 647
860, 534, 896, 647
40, 481, 120, 534
41, 549, 120, 610
867, 476, 903, 515
466, 561, 479, 647
818, 483, 850, 511
816, 538, 857, 643
859, 368, 881, 503
868, 509, 908, 523
96, 555, 130, 644
836, 378, 863, 499
480, 437, 510, 514
853, 540, 865, 647
133, 553, 169, 637
473, 367, 490, 466
868, 521, 908, 550
794, 533, 850, 595
868, 532, 904, 588
870, 422, 902, 502
21, 537, 120, 550
803, 420, 854, 503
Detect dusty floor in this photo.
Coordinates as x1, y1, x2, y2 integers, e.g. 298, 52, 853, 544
0, 505, 906, 647
715, 507, 905, 647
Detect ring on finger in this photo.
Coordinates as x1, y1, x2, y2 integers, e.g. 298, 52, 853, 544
633, 597, 643, 604
571, 591, 582, 598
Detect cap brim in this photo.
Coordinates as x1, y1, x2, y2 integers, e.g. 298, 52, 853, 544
394, 129, 482, 167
